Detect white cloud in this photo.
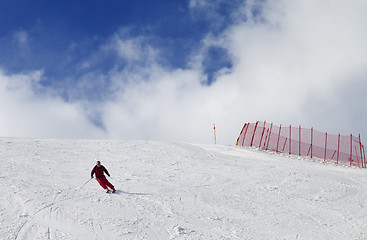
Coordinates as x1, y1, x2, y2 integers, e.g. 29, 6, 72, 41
13, 30, 28, 44
100, 0, 367, 144
102, 29, 159, 66
109, 0, 367, 143
221, 0, 367, 133
0, 69, 106, 139
103, 67, 210, 142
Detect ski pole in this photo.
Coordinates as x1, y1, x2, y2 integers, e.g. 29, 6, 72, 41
80, 178, 93, 188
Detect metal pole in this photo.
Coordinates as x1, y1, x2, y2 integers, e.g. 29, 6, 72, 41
336, 133, 340, 164
80, 178, 93, 188
311, 127, 313, 158
282, 138, 288, 152
266, 123, 273, 150
324, 132, 327, 161
363, 145, 366, 168
307, 145, 312, 157
355, 146, 360, 168
331, 150, 337, 160
289, 125, 292, 154
213, 124, 216, 145
259, 121, 266, 148
236, 123, 247, 146
263, 129, 269, 148
250, 121, 259, 147
276, 124, 282, 152
242, 123, 250, 146
359, 134, 364, 168
299, 125, 301, 156
350, 134, 352, 166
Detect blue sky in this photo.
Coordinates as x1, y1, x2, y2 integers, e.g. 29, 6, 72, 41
1, 0, 367, 145
0, 0, 238, 87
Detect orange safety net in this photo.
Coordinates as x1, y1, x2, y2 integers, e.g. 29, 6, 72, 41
236, 121, 366, 168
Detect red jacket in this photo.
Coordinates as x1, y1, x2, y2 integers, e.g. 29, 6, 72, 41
91, 165, 110, 178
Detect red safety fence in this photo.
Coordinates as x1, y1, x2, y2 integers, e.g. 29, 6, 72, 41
236, 121, 366, 168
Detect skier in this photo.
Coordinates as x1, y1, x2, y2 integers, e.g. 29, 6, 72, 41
91, 160, 116, 193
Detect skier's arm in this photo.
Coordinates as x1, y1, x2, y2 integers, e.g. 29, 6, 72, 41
91, 166, 96, 178
103, 167, 111, 177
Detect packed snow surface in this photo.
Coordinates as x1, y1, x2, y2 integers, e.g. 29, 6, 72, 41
1, 138, 367, 239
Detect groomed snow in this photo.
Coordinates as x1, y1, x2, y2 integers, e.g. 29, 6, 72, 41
1, 138, 367, 239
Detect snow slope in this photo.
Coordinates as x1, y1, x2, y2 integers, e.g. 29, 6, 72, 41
1, 138, 367, 239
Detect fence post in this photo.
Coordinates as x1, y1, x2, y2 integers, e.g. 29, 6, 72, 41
324, 132, 327, 161
336, 133, 340, 164
236, 123, 247, 146
289, 125, 292, 155
266, 123, 273, 150
241, 123, 250, 146
363, 145, 366, 168
259, 121, 266, 148
213, 124, 216, 145
350, 134, 352, 166
282, 138, 288, 152
299, 125, 301, 156
250, 121, 259, 147
331, 150, 337, 160
359, 134, 364, 168
311, 127, 313, 158
355, 146, 360, 168
263, 129, 269, 148
276, 124, 282, 152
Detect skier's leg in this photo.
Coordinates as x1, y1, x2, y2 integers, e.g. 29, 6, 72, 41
97, 177, 107, 189
105, 179, 115, 190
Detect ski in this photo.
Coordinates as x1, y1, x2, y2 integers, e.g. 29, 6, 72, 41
105, 189, 116, 194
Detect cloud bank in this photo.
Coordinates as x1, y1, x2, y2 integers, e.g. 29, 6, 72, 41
1, 0, 367, 144
0, 69, 105, 139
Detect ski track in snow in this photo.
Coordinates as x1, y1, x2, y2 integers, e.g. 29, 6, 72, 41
1, 138, 367, 239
